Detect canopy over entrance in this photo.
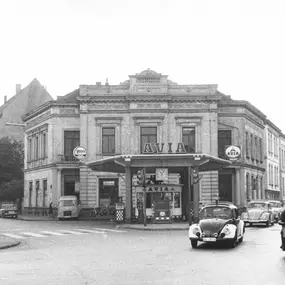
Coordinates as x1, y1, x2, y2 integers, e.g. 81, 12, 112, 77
85, 153, 232, 173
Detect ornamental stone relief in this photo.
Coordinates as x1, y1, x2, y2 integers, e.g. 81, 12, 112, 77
89, 104, 127, 110
26, 110, 51, 128
170, 102, 208, 109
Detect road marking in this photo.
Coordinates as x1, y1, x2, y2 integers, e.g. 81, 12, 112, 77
92, 227, 126, 233
74, 229, 105, 234
40, 231, 66, 236
57, 230, 86, 235
1, 233, 26, 239
21, 232, 47, 238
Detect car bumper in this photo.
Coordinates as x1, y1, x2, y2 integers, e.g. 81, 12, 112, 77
243, 219, 268, 223
189, 237, 234, 242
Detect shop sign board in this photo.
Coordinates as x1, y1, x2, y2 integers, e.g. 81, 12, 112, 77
225, 145, 241, 161
103, 181, 115, 186
143, 142, 186, 154
73, 146, 87, 160
135, 185, 182, 192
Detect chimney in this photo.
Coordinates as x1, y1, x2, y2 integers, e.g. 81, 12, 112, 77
4, 95, 7, 103
16, 84, 21, 94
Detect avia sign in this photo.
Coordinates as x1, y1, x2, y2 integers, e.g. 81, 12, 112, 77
225, 145, 241, 161
73, 146, 87, 160
143, 142, 186, 154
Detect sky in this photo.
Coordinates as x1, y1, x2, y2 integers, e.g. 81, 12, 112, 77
1, 0, 285, 131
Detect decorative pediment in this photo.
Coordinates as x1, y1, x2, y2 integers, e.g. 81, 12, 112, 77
135, 68, 161, 78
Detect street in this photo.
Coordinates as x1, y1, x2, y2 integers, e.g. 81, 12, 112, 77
0, 219, 285, 285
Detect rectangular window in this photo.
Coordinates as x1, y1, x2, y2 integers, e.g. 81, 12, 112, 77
35, 136, 39, 159
182, 127, 196, 153
140, 127, 157, 153
259, 138, 263, 162
28, 137, 32, 161
29, 182, 33, 207
64, 131, 80, 161
35, 180, 40, 207
102, 127, 115, 154
218, 130, 232, 159
43, 132, 47, 158
246, 173, 250, 201
43, 179, 47, 207
245, 132, 249, 157
250, 134, 254, 159
255, 137, 258, 161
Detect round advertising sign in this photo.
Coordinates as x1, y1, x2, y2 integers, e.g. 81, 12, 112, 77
225, 145, 241, 159
73, 146, 87, 160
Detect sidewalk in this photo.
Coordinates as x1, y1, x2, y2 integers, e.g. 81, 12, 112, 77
118, 222, 190, 231
0, 235, 20, 250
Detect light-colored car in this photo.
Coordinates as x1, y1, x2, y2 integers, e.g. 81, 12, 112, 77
57, 196, 81, 220
241, 200, 275, 227
268, 200, 282, 222
0, 202, 18, 219
189, 202, 245, 249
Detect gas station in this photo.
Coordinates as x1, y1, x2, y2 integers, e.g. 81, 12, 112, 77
85, 150, 232, 225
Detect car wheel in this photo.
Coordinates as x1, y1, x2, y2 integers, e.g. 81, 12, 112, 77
239, 236, 243, 243
190, 239, 198, 249
266, 220, 270, 227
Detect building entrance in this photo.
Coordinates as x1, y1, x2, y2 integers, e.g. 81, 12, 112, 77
218, 174, 232, 202
98, 178, 119, 207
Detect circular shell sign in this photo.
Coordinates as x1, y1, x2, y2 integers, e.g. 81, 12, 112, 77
225, 145, 241, 160
73, 146, 87, 160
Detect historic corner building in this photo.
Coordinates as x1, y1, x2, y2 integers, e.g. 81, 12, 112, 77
22, 69, 274, 220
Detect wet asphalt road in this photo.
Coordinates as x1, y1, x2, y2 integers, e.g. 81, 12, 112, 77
0, 219, 285, 285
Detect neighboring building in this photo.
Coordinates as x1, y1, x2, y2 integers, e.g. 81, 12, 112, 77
0, 79, 53, 140
218, 98, 266, 204
21, 69, 284, 220
279, 134, 285, 203
264, 120, 281, 200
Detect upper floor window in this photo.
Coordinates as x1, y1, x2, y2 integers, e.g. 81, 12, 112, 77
245, 132, 249, 157
28, 138, 32, 161
255, 136, 259, 161
102, 127, 115, 154
43, 133, 47, 158
218, 130, 231, 159
182, 127, 195, 153
140, 127, 157, 153
35, 136, 39, 159
64, 131, 80, 160
250, 134, 254, 159
259, 138, 263, 162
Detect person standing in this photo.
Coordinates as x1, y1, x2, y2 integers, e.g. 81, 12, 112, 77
49, 201, 53, 217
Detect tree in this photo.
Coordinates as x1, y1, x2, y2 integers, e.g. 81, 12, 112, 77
0, 137, 24, 201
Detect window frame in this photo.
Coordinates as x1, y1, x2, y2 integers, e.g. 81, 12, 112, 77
182, 127, 196, 154
140, 126, 157, 153
102, 127, 116, 155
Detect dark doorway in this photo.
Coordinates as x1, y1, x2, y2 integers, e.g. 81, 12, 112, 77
64, 174, 80, 201
219, 174, 232, 202
99, 178, 119, 207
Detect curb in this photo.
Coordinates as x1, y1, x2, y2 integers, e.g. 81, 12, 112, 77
118, 226, 189, 231
0, 240, 21, 250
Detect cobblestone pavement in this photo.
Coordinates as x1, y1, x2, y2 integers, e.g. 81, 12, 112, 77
0, 219, 284, 285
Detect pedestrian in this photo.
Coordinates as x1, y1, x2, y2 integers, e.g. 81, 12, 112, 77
49, 201, 53, 217
279, 207, 285, 250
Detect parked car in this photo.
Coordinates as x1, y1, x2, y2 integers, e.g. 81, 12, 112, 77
189, 201, 245, 248
57, 195, 81, 220
0, 202, 18, 219
241, 200, 275, 227
268, 200, 283, 222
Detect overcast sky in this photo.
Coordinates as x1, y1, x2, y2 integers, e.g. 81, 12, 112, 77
1, 0, 284, 131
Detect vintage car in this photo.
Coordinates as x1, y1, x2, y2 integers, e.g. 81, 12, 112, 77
57, 195, 81, 220
241, 200, 275, 227
0, 202, 18, 219
268, 200, 283, 222
189, 202, 245, 249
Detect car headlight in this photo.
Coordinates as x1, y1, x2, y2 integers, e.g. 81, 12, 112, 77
192, 227, 200, 235
260, 213, 269, 219
222, 227, 231, 235
241, 212, 248, 219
